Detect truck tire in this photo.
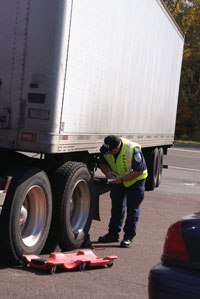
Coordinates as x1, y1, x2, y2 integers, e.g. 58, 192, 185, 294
156, 147, 163, 188
0, 167, 52, 264
52, 162, 94, 251
145, 147, 159, 191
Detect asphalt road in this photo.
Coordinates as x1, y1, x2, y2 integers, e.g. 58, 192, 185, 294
0, 144, 199, 299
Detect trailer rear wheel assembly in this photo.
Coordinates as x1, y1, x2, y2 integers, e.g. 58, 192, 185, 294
144, 147, 164, 190
52, 162, 94, 251
156, 147, 164, 188
0, 167, 52, 264
144, 148, 159, 191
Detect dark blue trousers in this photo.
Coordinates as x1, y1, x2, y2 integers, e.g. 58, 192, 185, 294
108, 179, 145, 240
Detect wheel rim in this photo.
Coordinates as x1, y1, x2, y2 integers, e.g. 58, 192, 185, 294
69, 179, 90, 234
19, 185, 47, 247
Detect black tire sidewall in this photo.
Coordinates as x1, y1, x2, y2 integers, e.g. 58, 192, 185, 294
156, 147, 164, 188
145, 148, 159, 191
1, 167, 52, 262
55, 162, 94, 251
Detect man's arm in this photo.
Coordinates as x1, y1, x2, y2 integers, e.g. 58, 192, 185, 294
99, 163, 114, 179
120, 170, 143, 182
111, 147, 146, 184
110, 170, 143, 184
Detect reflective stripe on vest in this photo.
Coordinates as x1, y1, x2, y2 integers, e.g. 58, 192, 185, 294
104, 138, 147, 187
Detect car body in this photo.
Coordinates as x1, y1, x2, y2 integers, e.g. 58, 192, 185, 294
148, 213, 200, 299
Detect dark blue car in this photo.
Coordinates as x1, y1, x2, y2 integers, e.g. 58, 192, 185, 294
148, 213, 200, 299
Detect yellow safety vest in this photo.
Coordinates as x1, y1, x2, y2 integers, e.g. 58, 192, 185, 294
104, 138, 148, 187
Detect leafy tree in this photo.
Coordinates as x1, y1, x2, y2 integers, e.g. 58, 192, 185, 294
163, 0, 200, 140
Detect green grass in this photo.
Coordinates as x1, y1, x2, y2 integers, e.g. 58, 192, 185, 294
175, 139, 200, 145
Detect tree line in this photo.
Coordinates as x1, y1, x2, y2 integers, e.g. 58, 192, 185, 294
163, 0, 200, 141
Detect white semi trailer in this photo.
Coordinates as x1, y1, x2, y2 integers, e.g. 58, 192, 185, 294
0, 0, 184, 263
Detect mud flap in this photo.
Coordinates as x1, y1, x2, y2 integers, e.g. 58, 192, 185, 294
93, 177, 111, 221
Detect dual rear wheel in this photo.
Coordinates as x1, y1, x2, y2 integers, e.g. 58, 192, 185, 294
144, 147, 164, 191
49, 161, 94, 251
0, 167, 52, 264
0, 162, 93, 264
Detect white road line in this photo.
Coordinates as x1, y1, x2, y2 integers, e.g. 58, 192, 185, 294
169, 166, 200, 172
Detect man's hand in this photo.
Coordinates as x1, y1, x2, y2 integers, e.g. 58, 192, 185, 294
110, 177, 122, 184
111, 171, 144, 184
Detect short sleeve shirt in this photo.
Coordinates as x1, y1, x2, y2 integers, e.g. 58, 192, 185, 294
132, 147, 147, 171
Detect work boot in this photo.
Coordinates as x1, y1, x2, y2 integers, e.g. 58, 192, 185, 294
98, 233, 119, 243
120, 238, 133, 248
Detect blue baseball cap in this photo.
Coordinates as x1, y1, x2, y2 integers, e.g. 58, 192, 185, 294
100, 135, 121, 154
